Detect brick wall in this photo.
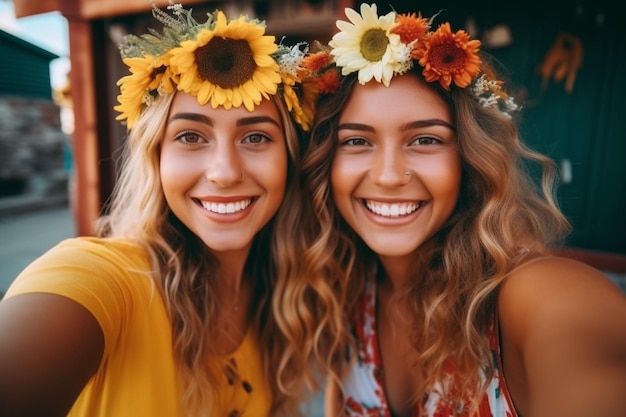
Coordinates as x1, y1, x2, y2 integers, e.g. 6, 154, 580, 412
0, 97, 70, 198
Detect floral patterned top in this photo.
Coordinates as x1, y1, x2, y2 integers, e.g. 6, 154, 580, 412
341, 276, 518, 417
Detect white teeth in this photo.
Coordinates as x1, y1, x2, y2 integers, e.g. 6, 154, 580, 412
365, 200, 420, 217
201, 199, 252, 214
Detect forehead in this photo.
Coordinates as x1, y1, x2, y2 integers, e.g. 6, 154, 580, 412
169, 91, 281, 121
340, 74, 452, 124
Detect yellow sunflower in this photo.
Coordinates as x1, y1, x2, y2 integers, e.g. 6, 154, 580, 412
114, 54, 175, 129
281, 73, 313, 131
168, 11, 281, 111
298, 77, 319, 127
416, 22, 481, 90
329, 3, 404, 86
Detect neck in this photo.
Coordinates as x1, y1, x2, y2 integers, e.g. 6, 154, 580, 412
213, 248, 250, 294
212, 254, 254, 353
378, 255, 412, 293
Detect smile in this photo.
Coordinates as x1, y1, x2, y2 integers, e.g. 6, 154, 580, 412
364, 199, 421, 217
199, 198, 253, 214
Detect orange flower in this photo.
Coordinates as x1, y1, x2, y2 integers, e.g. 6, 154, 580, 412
391, 12, 430, 45
316, 69, 341, 94
416, 22, 481, 90
301, 51, 334, 74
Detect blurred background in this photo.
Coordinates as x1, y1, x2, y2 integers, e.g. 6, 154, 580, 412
0, 0, 623, 414
0, 0, 624, 302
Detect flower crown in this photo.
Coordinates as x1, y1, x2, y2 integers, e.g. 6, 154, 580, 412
114, 1, 314, 130
299, 3, 520, 117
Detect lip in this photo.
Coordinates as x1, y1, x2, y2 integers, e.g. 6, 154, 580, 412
359, 198, 425, 224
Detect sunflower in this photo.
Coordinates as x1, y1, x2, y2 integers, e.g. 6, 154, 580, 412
298, 77, 320, 125
114, 54, 175, 129
415, 22, 481, 90
281, 72, 313, 131
168, 11, 281, 111
328, 3, 405, 86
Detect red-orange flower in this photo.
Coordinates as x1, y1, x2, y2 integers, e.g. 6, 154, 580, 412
391, 12, 430, 45
416, 22, 481, 90
301, 50, 334, 74
316, 69, 341, 94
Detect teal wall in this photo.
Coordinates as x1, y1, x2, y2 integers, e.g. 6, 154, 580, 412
486, 5, 625, 253
0, 29, 58, 100
377, 1, 625, 253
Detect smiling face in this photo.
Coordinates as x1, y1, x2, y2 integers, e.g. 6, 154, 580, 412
331, 74, 462, 268
160, 92, 288, 256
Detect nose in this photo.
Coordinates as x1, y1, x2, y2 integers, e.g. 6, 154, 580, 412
369, 144, 410, 187
204, 142, 244, 187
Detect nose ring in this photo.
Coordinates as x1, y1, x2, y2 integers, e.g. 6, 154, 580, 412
404, 170, 411, 176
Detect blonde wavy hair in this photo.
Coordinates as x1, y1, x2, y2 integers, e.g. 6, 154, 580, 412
300, 57, 572, 414
96, 92, 346, 416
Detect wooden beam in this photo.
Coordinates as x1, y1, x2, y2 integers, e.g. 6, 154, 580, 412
13, 0, 208, 19
80, 0, 207, 20
12, 0, 61, 18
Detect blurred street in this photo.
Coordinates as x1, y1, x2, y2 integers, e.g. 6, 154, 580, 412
0, 200, 74, 297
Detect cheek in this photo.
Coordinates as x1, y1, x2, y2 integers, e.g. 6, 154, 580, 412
253, 149, 289, 196
159, 148, 199, 201
330, 158, 346, 196
330, 156, 356, 215
421, 154, 462, 206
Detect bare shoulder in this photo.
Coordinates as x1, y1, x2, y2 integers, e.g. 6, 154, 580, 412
498, 256, 626, 417
499, 255, 626, 340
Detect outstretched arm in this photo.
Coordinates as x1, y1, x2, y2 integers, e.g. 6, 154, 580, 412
0, 293, 104, 417
499, 257, 626, 417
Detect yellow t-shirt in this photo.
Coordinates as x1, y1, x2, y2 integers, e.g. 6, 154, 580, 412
5, 237, 272, 417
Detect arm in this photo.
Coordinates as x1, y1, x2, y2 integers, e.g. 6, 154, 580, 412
0, 293, 104, 417
499, 256, 626, 417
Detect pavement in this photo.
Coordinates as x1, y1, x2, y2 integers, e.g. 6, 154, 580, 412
0, 198, 75, 297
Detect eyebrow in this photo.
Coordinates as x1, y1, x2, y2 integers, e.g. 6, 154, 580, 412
401, 119, 456, 132
338, 119, 456, 133
169, 112, 212, 125
168, 112, 281, 128
236, 115, 281, 128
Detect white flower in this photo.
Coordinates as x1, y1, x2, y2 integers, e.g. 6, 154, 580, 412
328, 3, 404, 86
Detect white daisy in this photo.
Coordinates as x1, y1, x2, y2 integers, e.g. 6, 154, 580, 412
328, 3, 404, 86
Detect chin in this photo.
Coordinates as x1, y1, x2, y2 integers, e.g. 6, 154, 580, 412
365, 243, 420, 258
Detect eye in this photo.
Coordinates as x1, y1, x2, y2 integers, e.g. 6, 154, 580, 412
174, 131, 205, 145
411, 136, 442, 146
341, 137, 370, 146
243, 132, 272, 144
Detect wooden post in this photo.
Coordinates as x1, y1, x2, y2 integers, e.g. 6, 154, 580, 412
66, 16, 100, 236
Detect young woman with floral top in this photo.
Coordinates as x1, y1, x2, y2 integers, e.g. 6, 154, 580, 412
0, 3, 345, 416
297, 4, 626, 417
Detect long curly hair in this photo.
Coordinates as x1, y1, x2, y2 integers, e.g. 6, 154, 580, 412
300, 57, 572, 413
96, 92, 344, 416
